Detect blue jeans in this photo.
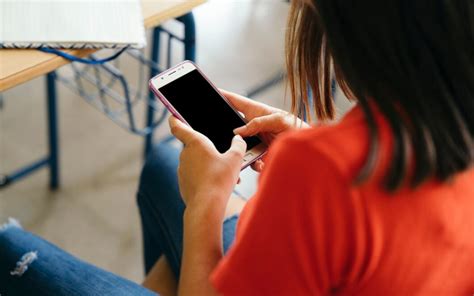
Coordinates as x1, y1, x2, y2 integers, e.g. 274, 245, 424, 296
0, 143, 238, 295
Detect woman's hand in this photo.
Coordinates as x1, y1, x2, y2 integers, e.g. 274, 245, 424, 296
169, 116, 246, 217
170, 116, 246, 296
222, 90, 310, 172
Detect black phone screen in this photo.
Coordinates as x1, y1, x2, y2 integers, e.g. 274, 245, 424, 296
159, 69, 262, 153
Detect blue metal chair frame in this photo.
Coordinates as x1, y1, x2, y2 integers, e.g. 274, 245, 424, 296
0, 73, 59, 189
0, 12, 196, 190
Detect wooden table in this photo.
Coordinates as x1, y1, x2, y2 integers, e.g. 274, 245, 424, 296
0, 0, 205, 189
0, 0, 205, 92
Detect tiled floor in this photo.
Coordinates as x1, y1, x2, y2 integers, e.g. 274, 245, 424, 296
0, 0, 352, 284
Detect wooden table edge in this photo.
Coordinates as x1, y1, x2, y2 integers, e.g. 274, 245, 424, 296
0, 0, 206, 92
0, 49, 95, 92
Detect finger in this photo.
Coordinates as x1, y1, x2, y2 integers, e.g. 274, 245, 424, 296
220, 89, 264, 114
168, 116, 201, 145
225, 135, 247, 160
233, 113, 287, 137
251, 159, 264, 172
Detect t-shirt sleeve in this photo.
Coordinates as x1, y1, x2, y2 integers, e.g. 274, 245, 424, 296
210, 132, 363, 295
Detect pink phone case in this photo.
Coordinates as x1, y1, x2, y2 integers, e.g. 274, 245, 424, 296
148, 60, 266, 170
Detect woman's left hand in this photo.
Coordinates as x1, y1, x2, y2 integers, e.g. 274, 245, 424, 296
169, 116, 247, 217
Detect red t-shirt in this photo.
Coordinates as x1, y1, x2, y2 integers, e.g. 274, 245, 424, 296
211, 105, 474, 295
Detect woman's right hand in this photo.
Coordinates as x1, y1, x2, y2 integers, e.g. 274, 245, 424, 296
221, 90, 310, 172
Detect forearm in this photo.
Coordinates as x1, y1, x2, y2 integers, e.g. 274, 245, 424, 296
178, 201, 224, 296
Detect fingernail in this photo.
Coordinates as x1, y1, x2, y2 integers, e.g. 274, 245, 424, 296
234, 134, 243, 141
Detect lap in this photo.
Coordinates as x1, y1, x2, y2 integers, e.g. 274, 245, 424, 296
138, 142, 241, 278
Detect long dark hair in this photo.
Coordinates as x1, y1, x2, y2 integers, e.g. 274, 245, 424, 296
286, 0, 474, 191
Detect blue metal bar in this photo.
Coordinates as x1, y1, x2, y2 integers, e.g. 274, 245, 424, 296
0, 158, 50, 188
89, 57, 138, 133
167, 35, 173, 68
246, 71, 286, 98
144, 26, 162, 158
46, 72, 60, 190
178, 13, 196, 61
161, 134, 177, 144
0, 73, 60, 190
114, 71, 136, 132
156, 27, 186, 42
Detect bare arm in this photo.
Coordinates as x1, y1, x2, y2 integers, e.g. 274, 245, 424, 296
179, 203, 223, 296
165, 116, 247, 295
142, 196, 245, 296
141, 204, 223, 296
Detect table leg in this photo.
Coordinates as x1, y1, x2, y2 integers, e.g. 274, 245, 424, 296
46, 72, 60, 190
144, 27, 161, 159
178, 12, 196, 61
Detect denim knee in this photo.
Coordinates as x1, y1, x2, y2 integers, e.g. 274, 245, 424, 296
0, 218, 38, 279
136, 143, 186, 277
137, 142, 182, 212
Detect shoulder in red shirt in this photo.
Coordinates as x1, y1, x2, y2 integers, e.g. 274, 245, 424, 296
211, 105, 474, 295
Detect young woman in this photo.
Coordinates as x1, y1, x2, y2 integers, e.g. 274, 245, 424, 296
1, 0, 473, 295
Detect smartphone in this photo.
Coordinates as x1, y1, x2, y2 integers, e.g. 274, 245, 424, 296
149, 61, 267, 169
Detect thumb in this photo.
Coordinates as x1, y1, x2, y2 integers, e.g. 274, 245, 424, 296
234, 113, 286, 137
225, 135, 247, 160
169, 116, 201, 145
